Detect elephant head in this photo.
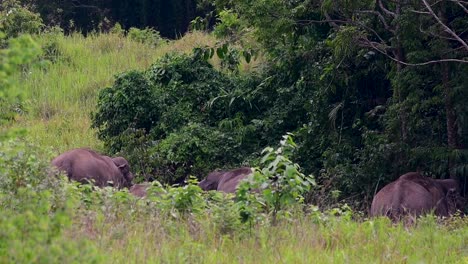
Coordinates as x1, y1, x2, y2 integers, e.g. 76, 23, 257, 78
198, 171, 223, 191
112, 156, 134, 188
199, 167, 253, 193
436, 179, 465, 215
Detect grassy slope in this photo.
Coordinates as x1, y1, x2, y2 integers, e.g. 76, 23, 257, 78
5, 32, 468, 263
11, 31, 216, 154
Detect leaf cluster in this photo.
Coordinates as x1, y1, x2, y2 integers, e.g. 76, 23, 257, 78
92, 52, 262, 183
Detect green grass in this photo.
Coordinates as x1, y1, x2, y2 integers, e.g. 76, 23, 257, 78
9, 31, 217, 153
68, 213, 467, 263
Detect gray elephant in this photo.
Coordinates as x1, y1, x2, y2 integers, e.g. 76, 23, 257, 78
199, 167, 253, 193
51, 148, 133, 189
370, 172, 462, 220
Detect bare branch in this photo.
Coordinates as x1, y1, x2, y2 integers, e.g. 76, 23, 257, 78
323, 12, 340, 29
454, 0, 468, 13
71, 0, 100, 9
363, 38, 468, 66
356, 10, 391, 30
419, 22, 459, 41
296, 18, 392, 43
410, 9, 431, 14
377, 0, 396, 18
422, 0, 468, 52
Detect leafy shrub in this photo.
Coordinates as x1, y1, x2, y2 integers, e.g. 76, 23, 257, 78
127, 27, 164, 46
0, 140, 52, 193
237, 134, 316, 224
0, 0, 44, 41
93, 70, 158, 146
213, 9, 242, 39
205, 191, 243, 235
92, 52, 261, 183
151, 122, 240, 183
109, 22, 125, 36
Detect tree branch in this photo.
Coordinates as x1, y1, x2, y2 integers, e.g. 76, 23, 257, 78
377, 0, 396, 18
356, 10, 391, 30
363, 38, 468, 65
422, 0, 468, 52
454, 0, 468, 13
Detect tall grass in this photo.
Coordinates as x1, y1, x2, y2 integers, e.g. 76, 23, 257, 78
11, 31, 216, 153
69, 213, 467, 263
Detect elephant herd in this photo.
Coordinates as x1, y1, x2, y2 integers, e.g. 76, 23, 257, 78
51, 148, 465, 221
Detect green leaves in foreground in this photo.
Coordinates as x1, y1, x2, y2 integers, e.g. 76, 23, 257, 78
237, 133, 316, 223
0, 140, 102, 263
0, 34, 41, 128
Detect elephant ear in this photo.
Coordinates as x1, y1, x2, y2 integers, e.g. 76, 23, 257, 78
113, 157, 131, 176
117, 163, 130, 177
118, 163, 127, 169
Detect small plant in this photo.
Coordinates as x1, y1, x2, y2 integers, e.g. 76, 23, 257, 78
237, 133, 316, 224
205, 191, 244, 235
213, 9, 242, 39
127, 27, 163, 47
157, 177, 207, 217
109, 22, 125, 36
37, 26, 68, 64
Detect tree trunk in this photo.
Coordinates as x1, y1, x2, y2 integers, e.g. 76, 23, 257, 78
394, 1, 408, 143
441, 62, 459, 180
438, 3, 460, 180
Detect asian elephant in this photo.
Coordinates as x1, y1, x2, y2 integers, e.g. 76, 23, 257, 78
51, 148, 133, 189
199, 167, 253, 193
370, 172, 462, 220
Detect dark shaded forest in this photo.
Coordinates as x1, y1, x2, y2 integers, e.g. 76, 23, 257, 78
18, 0, 203, 38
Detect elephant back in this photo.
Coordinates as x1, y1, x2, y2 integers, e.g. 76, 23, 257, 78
51, 148, 132, 189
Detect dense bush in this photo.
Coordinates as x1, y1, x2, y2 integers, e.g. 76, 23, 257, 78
92, 52, 262, 183
0, 0, 44, 42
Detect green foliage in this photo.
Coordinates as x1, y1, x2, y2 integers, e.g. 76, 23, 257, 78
206, 191, 243, 234
0, 34, 41, 126
36, 26, 68, 64
109, 22, 125, 36
93, 70, 157, 142
152, 123, 240, 183
127, 27, 164, 47
158, 177, 207, 217
0, 140, 103, 263
0, 0, 44, 41
0, 34, 41, 95
237, 134, 315, 223
92, 52, 261, 183
213, 9, 242, 39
